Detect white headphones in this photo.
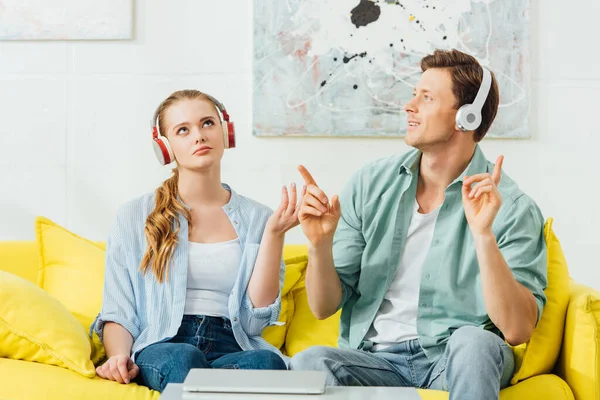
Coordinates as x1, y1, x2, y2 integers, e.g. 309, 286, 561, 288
455, 66, 492, 132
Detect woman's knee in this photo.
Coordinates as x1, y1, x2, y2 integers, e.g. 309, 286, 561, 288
136, 343, 209, 392
249, 350, 287, 370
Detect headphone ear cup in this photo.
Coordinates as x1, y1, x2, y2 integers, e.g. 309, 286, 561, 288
152, 136, 174, 165
455, 104, 482, 132
222, 121, 236, 149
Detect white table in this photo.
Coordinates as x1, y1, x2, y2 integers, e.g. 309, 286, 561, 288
161, 384, 422, 399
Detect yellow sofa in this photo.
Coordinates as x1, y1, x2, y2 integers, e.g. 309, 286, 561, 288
0, 226, 598, 399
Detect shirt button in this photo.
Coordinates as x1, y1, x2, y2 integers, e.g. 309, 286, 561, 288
421, 302, 427, 307
362, 328, 367, 333
434, 239, 439, 245
234, 221, 238, 225
425, 273, 431, 280
233, 317, 238, 322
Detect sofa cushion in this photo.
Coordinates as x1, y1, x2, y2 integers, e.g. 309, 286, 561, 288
262, 248, 308, 352
35, 216, 106, 332
555, 282, 600, 400
0, 357, 158, 400
0, 241, 39, 284
0, 270, 95, 377
284, 276, 341, 356
510, 218, 570, 384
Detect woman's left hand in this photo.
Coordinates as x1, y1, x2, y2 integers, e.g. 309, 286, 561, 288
266, 183, 306, 236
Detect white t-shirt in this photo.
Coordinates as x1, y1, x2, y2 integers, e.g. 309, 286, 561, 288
184, 238, 242, 318
365, 201, 441, 349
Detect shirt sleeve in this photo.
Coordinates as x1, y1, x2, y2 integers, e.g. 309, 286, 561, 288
333, 170, 366, 310
239, 207, 286, 337
240, 257, 285, 337
92, 210, 141, 343
496, 195, 548, 325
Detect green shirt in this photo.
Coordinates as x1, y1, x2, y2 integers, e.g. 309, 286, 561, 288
333, 145, 548, 361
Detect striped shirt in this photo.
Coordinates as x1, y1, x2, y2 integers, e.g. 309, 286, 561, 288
90, 184, 286, 362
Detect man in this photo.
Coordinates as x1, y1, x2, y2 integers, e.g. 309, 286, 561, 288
290, 49, 547, 400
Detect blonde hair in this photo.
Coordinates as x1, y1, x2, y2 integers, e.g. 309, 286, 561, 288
139, 90, 218, 283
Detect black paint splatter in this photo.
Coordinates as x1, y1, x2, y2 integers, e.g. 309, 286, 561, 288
350, 0, 381, 28
321, 80, 327, 87
342, 52, 367, 64
443, 36, 447, 40
334, 57, 338, 61
389, 43, 393, 47
353, 85, 358, 90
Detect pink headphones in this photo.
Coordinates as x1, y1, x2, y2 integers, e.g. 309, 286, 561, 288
151, 93, 236, 165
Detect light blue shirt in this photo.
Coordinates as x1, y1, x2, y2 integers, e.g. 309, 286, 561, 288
91, 184, 286, 362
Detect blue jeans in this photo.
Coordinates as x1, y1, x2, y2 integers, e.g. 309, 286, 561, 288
135, 315, 286, 392
289, 326, 514, 400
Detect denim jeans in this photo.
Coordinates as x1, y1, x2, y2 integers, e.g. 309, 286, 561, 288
289, 326, 514, 400
135, 315, 287, 392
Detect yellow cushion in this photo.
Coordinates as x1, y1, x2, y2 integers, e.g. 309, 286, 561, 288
262, 252, 307, 351
35, 216, 106, 332
0, 357, 159, 400
510, 218, 570, 384
417, 374, 573, 400
0, 270, 95, 377
555, 282, 600, 400
272, 245, 341, 357
284, 276, 341, 356
0, 241, 39, 284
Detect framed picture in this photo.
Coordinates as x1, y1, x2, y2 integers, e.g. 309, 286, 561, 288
253, 0, 530, 138
0, 0, 133, 40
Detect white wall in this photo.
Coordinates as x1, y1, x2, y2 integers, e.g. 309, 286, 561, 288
1, 1, 598, 288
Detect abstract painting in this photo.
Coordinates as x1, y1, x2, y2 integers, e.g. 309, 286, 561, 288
0, 0, 133, 40
253, 0, 530, 138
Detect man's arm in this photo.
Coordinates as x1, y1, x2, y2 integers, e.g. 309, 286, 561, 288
462, 156, 547, 346
474, 232, 540, 345
306, 241, 343, 320
298, 165, 364, 320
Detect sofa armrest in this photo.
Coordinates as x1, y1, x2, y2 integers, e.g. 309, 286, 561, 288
555, 281, 600, 400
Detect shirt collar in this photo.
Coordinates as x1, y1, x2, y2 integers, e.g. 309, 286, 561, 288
399, 148, 422, 176
399, 145, 488, 186
450, 144, 488, 186
177, 183, 239, 211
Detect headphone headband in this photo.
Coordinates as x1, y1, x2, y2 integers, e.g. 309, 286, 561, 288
471, 67, 491, 110
455, 66, 493, 132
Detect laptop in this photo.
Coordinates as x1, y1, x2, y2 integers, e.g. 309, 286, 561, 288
182, 369, 327, 395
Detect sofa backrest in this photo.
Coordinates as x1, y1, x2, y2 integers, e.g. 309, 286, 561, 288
0, 241, 39, 284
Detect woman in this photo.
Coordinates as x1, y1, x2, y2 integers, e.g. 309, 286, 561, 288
92, 90, 301, 392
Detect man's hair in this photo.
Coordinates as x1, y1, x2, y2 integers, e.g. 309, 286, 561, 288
421, 49, 499, 142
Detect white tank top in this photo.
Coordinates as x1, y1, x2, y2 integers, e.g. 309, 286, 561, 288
184, 238, 242, 318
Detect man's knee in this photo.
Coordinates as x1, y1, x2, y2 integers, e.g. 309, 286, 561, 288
447, 326, 506, 365
449, 326, 501, 351
289, 346, 341, 371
